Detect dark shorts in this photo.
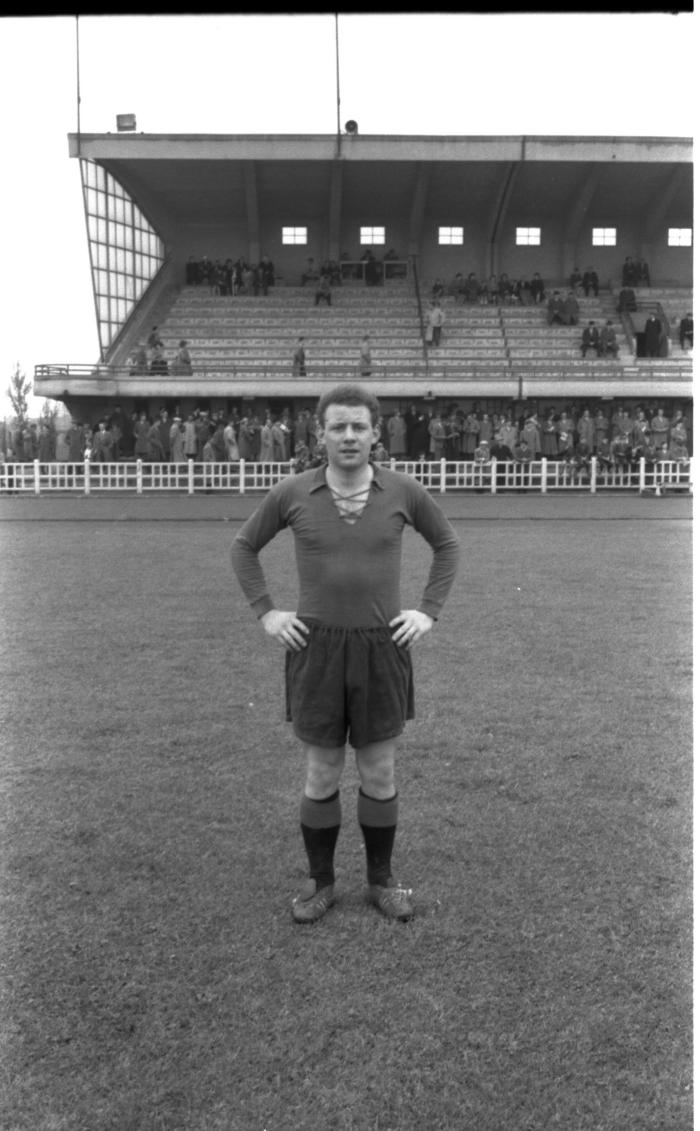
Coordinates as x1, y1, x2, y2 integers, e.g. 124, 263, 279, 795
285, 622, 415, 750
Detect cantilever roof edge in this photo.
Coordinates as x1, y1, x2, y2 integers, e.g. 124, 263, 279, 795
68, 133, 693, 163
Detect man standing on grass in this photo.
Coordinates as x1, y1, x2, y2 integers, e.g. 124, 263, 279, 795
231, 383, 460, 924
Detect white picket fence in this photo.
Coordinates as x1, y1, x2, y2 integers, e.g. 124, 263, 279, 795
0, 458, 692, 496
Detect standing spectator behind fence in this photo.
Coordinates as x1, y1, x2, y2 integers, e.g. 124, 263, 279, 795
651, 407, 670, 451
679, 313, 693, 350
170, 417, 186, 463
387, 409, 406, 459
668, 412, 689, 461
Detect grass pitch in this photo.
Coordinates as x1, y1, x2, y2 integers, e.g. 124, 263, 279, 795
0, 505, 692, 1130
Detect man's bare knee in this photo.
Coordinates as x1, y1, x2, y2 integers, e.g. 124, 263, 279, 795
304, 744, 345, 799
355, 739, 397, 799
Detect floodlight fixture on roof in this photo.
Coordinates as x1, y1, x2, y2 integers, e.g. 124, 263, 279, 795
116, 114, 137, 132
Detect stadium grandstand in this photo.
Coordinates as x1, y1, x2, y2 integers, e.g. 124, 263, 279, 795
34, 131, 692, 435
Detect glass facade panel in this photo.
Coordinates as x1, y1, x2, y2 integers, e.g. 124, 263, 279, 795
80, 158, 165, 357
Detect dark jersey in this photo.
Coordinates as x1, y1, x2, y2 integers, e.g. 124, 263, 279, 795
231, 464, 460, 628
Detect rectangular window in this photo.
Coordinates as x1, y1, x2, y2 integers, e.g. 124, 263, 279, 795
360, 226, 385, 245
668, 227, 692, 247
282, 226, 307, 245
592, 227, 616, 246
516, 227, 541, 246
438, 226, 464, 245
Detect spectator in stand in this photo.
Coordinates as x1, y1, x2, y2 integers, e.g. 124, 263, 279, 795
679, 313, 693, 350
497, 273, 513, 304
55, 429, 70, 463
530, 273, 545, 304
611, 430, 633, 468
301, 258, 318, 287
427, 301, 445, 347
133, 412, 150, 461
459, 411, 479, 460
448, 273, 465, 302
169, 417, 185, 463
128, 344, 149, 375
514, 278, 533, 306
478, 412, 493, 447
150, 346, 169, 375
270, 417, 286, 462
428, 413, 446, 461
185, 255, 200, 285
259, 414, 273, 463
387, 409, 406, 459
541, 410, 559, 459
259, 255, 275, 295
37, 423, 55, 463
593, 409, 609, 452
574, 408, 593, 452
359, 335, 372, 378
569, 267, 583, 295
612, 405, 633, 439
632, 407, 651, 449
644, 313, 664, 358
183, 414, 197, 461
486, 275, 499, 305
520, 414, 542, 459
668, 411, 689, 461
581, 321, 600, 358
638, 259, 651, 287
147, 417, 165, 462
582, 267, 599, 297
563, 290, 580, 326
617, 285, 637, 314
557, 424, 574, 461
314, 273, 332, 306
621, 257, 637, 286
362, 251, 382, 287
293, 336, 307, 377
495, 415, 518, 457
650, 407, 670, 451
195, 411, 210, 460
223, 417, 239, 462
147, 325, 163, 350
90, 421, 111, 462
431, 278, 445, 300
598, 321, 620, 358
547, 291, 567, 326
464, 273, 481, 304
172, 340, 192, 376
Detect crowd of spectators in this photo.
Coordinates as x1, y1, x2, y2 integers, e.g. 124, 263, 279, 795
379, 402, 690, 468
621, 256, 651, 287
2, 401, 691, 472
185, 254, 276, 296
125, 327, 193, 378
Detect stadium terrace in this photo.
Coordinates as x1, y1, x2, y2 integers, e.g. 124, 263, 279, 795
34, 132, 692, 433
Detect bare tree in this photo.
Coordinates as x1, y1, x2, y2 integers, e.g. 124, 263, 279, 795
7, 364, 31, 427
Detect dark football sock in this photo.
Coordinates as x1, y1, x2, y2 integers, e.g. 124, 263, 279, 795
300, 790, 341, 889
358, 788, 399, 888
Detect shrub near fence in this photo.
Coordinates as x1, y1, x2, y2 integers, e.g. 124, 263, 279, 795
0, 458, 693, 496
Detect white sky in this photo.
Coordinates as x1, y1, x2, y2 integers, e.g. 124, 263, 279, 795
0, 12, 696, 416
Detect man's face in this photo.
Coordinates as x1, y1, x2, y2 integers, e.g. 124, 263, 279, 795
320, 404, 379, 472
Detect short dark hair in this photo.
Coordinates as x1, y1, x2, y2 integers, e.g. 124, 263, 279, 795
316, 383, 381, 427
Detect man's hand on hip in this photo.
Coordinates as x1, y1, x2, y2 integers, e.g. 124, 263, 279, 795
260, 610, 310, 652
389, 610, 434, 649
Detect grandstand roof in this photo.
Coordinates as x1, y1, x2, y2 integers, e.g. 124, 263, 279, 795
69, 133, 692, 228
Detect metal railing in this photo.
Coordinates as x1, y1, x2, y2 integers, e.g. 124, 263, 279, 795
0, 458, 692, 497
